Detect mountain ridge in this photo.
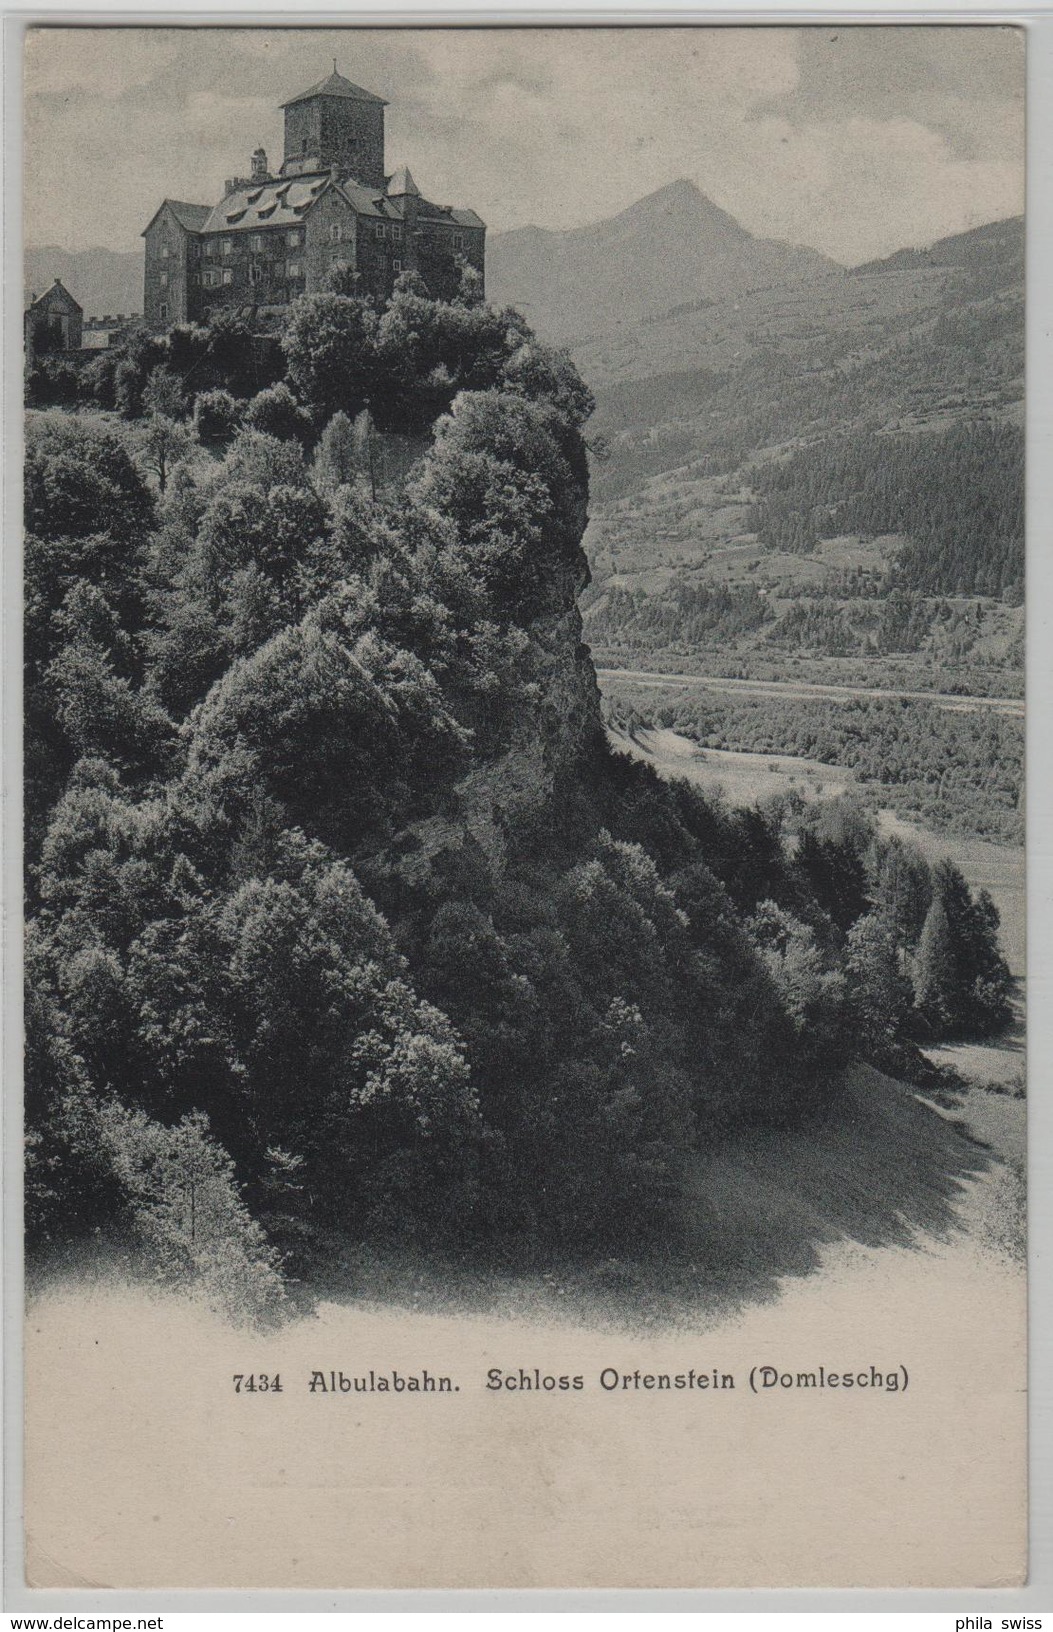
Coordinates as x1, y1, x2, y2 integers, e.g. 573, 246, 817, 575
24, 244, 143, 321
26, 190, 1021, 343
486, 179, 843, 345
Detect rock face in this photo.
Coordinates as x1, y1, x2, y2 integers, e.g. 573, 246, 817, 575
405, 419, 603, 876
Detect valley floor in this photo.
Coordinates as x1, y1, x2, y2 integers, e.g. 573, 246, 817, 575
608, 724, 1026, 979
597, 663, 1025, 716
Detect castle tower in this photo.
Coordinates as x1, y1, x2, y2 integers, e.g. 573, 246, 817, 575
280, 66, 387, 187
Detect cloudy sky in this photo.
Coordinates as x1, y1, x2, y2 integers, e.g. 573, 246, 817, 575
23, 25, 1024, 264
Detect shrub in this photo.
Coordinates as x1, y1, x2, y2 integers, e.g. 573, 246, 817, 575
99, 1105, 287, 1326
193, 388, 243, 443
244, 382, 312, 446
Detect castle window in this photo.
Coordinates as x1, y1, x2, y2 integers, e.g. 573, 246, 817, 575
330, 223, 342, 244
286, 230, 303, 247
392, 224, 403, 242
374, 224, 386, 240
222, 269, 233, 286
286, 260, 302, 279
159, 303, 169, 321
393, 258, 402, 273
159, 272, 169, 288
221, 239, 232, 257
250, 234, 264, 252
249, 265, 263, 284
161, 245, 170, 259
452, 233, 465, 250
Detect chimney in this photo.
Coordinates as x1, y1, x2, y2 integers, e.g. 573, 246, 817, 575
251, 147, 269, 182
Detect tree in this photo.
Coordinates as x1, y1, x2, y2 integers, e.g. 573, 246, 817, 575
244, 382, 313, 446
99, 1105, 287, 1325
913, 893, 956, 1034
312, 410, 357, 491
143, 364, 188, 420
917, 862, 1014, 1038
281, 293, 378, 424
45, 582, 175, 774
871, 836, 932, 952
135, 413, 193, 494
25, 415, 155, 545
748, 899, 846, 1056
844, 912, 913, 1066
193, 388, 243, 443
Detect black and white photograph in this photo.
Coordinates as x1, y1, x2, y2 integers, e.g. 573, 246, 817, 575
17, 21, 1028, 1591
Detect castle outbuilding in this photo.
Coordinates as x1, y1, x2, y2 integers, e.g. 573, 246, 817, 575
142, 68, 485, 328
24, 278, 83, 358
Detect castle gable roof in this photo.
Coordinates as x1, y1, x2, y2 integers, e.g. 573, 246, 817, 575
281, 69, 387, 109
26, 278, 82, 315
415, 200, 486, 230
338, 178, 395, 220
141, 199, 212, 236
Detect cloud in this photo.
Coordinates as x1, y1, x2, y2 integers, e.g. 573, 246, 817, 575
22, 25, 1023, 263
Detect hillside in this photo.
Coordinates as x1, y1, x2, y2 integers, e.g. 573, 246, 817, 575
24, 246, 142, 320
571, 214, 1023, 716
26, 277, 1018, 1325
487, 179, 841, 347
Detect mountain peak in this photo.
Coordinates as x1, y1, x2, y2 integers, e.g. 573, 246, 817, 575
487, 179, 835, 346
614, 179, 752, 242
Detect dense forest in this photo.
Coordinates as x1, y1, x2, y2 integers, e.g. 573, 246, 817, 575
24, 274, 1014, 1322
586, 582, 773, 650
745, 420, 1024, 598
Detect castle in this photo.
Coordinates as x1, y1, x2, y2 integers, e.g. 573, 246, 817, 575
142, 67, 485, 328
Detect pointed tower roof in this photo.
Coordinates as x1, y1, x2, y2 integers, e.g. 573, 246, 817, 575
281, 68, 387, 109
386, 165, 420, 198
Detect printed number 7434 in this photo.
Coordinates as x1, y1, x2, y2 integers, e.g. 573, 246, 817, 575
233, 1374, 283, 1392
